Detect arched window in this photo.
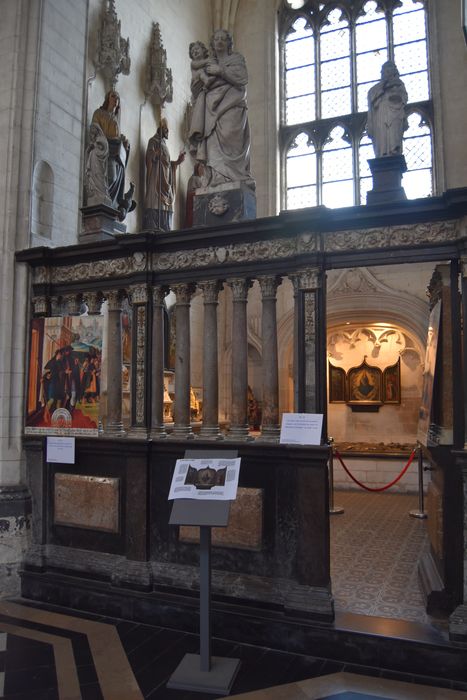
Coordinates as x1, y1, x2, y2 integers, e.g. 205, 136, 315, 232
280, 0, 432, 209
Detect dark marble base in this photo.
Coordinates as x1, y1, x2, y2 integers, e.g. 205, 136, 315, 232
20, 569, 467, 684
366, 155, 407, 205
193, 181, 256, 226
79, 203, 126, 242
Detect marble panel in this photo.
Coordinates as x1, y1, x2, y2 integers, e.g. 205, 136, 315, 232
179, 487, 263, 550
54, 473, 120, 533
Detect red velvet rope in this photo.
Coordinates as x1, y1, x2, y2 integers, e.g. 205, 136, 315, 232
334, 448, 417, 492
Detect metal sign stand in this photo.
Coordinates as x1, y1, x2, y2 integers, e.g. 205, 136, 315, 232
167, 450, 241, 695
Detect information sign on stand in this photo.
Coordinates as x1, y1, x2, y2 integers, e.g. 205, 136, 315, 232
167, 450, 241, 695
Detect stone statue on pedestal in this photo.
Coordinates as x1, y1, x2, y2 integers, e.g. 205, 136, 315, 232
143, 118, 185, 232
187, 29, 256, 225
84, 123, 111, 207
367, 61, 408, 158
89, 90, 136, 220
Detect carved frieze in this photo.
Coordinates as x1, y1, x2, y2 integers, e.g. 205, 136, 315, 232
49, 252, 147, 284
325, 220, 459, 252
129, 284, 148, 305
304, 292, 316, 343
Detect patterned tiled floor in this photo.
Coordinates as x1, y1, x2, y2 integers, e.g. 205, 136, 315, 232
330, 491, 432, 623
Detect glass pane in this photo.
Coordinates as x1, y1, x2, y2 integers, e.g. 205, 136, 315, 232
321, 86, 351, 118
321, 7, 348, 33
286, 16, 313, 41
285, 0, 306, 9
359, 140, 374, 177
405, 111, 430, 137
286, 35, 314, 70
357, 79, 379, 112
359, 176, 373, 204
286, 93, 316, 124
323, 125, 349, 151
288, 131, 315, 155
356, 49, 388, 85
287, 185, 317, 209
402, 71, 429, 102
322, 147, 353, 181
286, 65, 315, 98
356, 0, 383, 23
402, 168, 432, 199
320, 27, 349, 61
393, 9, 426, 43
322, 179, 354, 208
394, 41, 427, 74
321, 57, 350, 91
287, 153, 316, 187
404, 134, 432, 170
355, 19, 387, 52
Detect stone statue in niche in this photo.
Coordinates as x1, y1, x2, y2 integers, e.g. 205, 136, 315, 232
90, 90, 136, 220
366, 61, 408, 158
143, 118, 185, 231
84, 123, 111, 207
188, 29, 252, 186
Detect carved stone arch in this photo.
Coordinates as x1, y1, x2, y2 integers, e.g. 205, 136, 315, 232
318, 2, 351, 31
284, 129, 317, 154
31, 160, 54, 239
327, 267, 429, 353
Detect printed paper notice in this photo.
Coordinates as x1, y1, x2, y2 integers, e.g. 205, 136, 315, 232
46, 436, 76, 464
280, 413, 323, 445
168, 458, 241, 501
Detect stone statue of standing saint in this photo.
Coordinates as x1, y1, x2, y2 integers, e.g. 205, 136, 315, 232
366, 61, 409, 205
367, 61, 408, 158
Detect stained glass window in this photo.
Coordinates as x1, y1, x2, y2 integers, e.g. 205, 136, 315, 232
281, 0, 433, 209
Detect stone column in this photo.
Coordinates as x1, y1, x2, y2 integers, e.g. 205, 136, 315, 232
104, 290, 125, 436
170, 283, 195, 439
291, 268, 325, 416
258, 275, 282, 441
31, 295, 49, 318
151, 285, 169, 439
227, 278, 252, 440
461, 257, 467, 449
63, 294, 81, 316
128, 284, 150, 438
199, 280, 223, 439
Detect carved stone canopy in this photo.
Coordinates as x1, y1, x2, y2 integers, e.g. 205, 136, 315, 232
146, 22, 173, 106
95, 0, 131, 90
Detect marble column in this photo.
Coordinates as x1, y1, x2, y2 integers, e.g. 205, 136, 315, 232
462, 258, 467, 449
199, 280, 223, 440
227, 278, 252, 440
170, 283, 195, 439
258, 275, 282, 441
151, 285, 169, 439
128, 284, 150, 438
104, 290, 125, 436
290, 268, 326, 415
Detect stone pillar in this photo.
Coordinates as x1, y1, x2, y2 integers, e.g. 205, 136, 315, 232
151, 286, 169, 439
62, 294, 81, 316
450, 450, 467, 641
258, 275, 282, 441
128, 284, 150, 438
291, 269, 326, 416
171, 283, 195, 439
227, 278, 252, 440
199, 280, 223, 440
461, 258, 467, 449
104, 290, 125, 436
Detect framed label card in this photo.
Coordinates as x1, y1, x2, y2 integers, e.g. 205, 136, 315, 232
279, 413, 323, 445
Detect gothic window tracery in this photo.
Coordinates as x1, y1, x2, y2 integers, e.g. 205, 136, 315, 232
280, 0, 433, 208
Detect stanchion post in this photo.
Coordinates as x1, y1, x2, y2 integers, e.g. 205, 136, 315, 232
327, 437, 344, 515
409, 443, 427, 519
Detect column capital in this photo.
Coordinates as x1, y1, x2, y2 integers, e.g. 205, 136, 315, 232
258, 275, 282, 300
152, 285, 170, 307
199, 279, 223, 304
62, 294, 81, 316
129, 284, 149, 305
84, 291, 103, 315
105, 289, 124, 311
227, 277, 253, 302
32, 295, 48, 316
172, 282, 196, 305
294, 268, 321, 291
